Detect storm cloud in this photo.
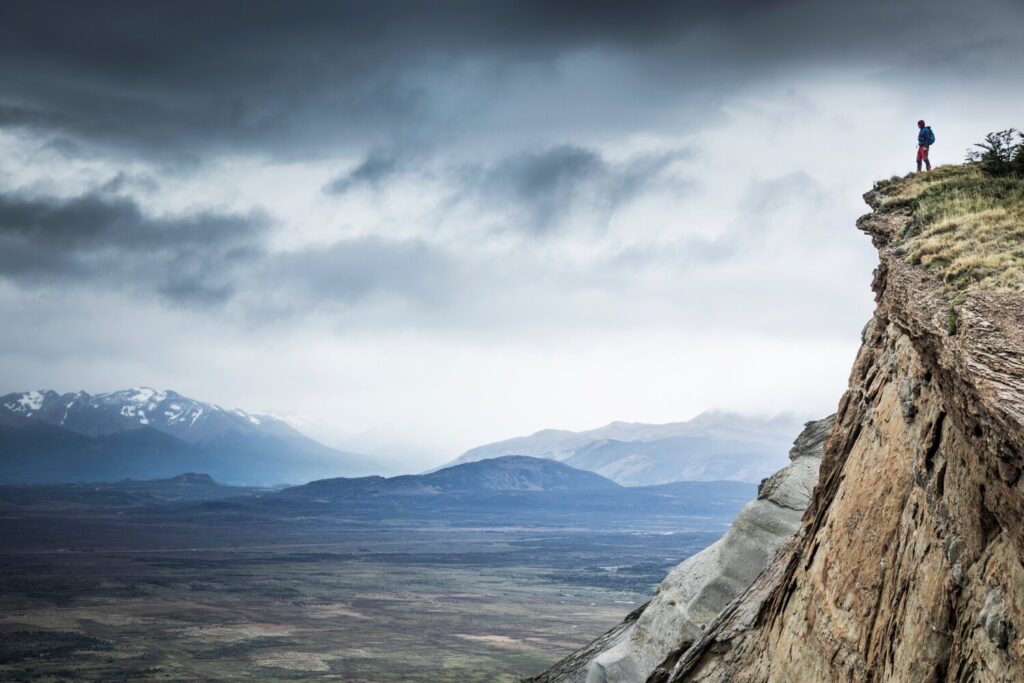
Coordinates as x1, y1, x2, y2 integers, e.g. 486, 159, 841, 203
1, 0, 1023, 465
0, 188, 472, 312
2, 0, 1021, 162
468, 145, 689, 235
323, 149, 406, 195
0, 191, 268, 305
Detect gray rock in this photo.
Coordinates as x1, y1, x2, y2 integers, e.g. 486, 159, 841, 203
980, 587, 1011, 650
528, 416, 834, 683
899, 378, 919, 421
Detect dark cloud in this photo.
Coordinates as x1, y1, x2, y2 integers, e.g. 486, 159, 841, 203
99, 172, 160, 195
41, 137, 88, 159
0, 189, 465, 311
323, 149, 404, 195
492, 145, 604, 203
320, 143, 689, 234
466, 145, 688, 234
0, 103, 68, 129
5, 0, 1016, 162
0, 192, 268, 305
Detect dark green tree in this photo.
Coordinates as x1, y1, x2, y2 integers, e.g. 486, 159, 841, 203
965, 129, 1024, 176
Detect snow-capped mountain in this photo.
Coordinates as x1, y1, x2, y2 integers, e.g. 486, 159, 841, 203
1, 388, 296, 441
440, 411, 803, 486
0, 388, 394, 486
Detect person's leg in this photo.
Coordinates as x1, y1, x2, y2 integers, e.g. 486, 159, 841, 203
925, 146, 931, 171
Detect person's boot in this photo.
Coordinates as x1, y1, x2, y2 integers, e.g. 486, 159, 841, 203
926, 160, 932, 172
917, 161, 922, 173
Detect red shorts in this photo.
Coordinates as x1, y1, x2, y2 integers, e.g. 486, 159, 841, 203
917, 145, 930, 161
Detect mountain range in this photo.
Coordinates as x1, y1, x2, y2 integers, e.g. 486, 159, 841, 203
1, 389, 802, 490
282, 454, 619, 500
0, 472, 264, 507
244, 455, 760, 530
0, 455, 758, 533
443, 411, 802, 486
0, 388, 390, 485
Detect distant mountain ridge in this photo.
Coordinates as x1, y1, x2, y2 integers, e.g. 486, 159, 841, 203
443, 412, 802, 486
0, 388, 390, 486
283, 455, 620, 500
260, 455, 759, 531
0, 472, 264, 507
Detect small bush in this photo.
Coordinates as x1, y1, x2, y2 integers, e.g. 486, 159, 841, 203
965, 129, 1024, 177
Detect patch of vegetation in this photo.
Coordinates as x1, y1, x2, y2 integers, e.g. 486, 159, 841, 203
882, 163, 1024, 295
965, 129, 1024, 177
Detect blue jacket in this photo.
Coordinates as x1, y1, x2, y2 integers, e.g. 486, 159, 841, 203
918, 126, 934, 146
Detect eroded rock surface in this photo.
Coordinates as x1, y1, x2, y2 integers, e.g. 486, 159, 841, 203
528, 416, 834, 683
656, 181, 1024, 683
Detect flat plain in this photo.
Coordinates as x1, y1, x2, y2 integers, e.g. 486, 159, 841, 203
0, 485, 746, 681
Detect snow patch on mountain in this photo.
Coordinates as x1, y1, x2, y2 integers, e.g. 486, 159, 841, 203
4, 389, 48, 414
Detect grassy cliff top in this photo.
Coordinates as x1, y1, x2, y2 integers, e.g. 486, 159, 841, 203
878, 164, 1024, 295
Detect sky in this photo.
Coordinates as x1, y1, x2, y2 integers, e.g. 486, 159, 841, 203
2, 0, 1023, 469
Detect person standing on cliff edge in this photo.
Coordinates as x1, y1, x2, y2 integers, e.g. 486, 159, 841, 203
917, 119, 935, 172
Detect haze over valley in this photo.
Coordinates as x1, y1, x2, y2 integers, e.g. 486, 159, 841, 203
1, 387, 799, 487
0, 385, 797, 679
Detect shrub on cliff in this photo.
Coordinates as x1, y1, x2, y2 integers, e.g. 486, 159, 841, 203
965, 129, 1024, 177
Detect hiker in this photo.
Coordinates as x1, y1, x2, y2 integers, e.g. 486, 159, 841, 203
917, 119, 935, 172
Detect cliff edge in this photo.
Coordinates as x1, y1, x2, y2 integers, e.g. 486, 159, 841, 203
655, 164, 1024, 682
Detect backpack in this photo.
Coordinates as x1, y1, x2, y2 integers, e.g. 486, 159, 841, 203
926, 127, 936, 145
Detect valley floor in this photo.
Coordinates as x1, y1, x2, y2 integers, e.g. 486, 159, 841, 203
0, 505, 724, 681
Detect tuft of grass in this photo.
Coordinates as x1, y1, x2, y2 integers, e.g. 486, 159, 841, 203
881, 164, 1024, 296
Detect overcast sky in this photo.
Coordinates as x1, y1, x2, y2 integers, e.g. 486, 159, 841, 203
2, 0, 1023, 468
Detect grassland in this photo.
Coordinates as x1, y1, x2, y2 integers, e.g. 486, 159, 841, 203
878, 164, 1024, 295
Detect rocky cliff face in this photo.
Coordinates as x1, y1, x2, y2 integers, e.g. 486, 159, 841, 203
652, 174, 1024, 682
529, 416, 834, 683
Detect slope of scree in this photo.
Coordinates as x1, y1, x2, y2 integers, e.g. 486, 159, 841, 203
652, 165, 1024, 682
527, 416, 833, 683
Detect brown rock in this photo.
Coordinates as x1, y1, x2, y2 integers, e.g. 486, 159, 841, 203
654, 179, 1024, 683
